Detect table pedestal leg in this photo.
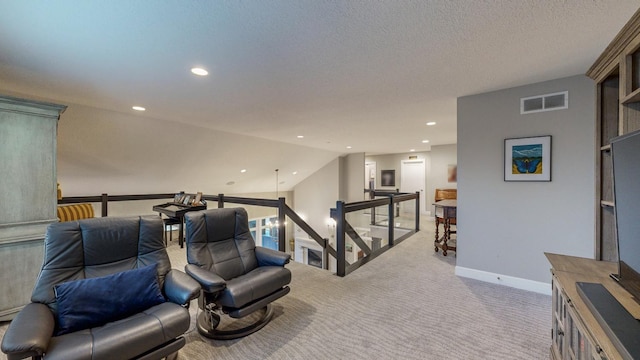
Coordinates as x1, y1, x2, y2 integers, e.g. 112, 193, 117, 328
442, 219, 450, 256
179, 219, 184, 248
434, 217, 440, 252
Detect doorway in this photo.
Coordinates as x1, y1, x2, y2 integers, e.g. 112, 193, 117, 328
365, 161, 376, 199
401, 160, 426, 214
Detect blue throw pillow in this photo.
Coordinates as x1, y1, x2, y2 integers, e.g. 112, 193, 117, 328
54, 264, 166, 335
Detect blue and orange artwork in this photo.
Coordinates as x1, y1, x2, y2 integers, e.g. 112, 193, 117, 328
512, 144, 543, 174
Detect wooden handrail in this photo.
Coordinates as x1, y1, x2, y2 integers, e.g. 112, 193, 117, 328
57, 191, 420, 276
284, 205, 338, 259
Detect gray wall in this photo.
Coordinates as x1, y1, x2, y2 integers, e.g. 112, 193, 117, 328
340, 153, 365, 202
293, 153, 365, 236
457, 75, 595, 289
293, 158, 340, 240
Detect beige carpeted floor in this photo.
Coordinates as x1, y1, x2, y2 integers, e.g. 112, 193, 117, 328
0, 220, 551, 359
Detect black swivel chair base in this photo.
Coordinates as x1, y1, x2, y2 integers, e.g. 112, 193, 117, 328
197, 305, 274, 340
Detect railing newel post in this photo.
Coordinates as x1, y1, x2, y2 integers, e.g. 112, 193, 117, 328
369, 186, 375, 225
335, 201, 346, 277
322, 237, 329, 270
278, 197, 286, 253
101, 193, 108, 217
218, 194, 224, 208
388, 195, 394, 247
415, 191, 420, 231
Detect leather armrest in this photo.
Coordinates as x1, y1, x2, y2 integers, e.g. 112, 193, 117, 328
1, 303, 54, 359
163, 269, 201, 305
185, 264, 226, 294
255, 246, 291, 267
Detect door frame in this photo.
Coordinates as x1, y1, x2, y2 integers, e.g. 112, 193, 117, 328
401, 159, 427, 215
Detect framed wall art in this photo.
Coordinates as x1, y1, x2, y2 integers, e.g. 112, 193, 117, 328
381, 169, 395, 187
504, 135, 551, 182
447, 164, 457, 183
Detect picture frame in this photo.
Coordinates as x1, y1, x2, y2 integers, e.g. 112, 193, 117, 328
504, 135, 551, 182
447, 164, 457, 183
381, 170, 395, 187
193, 192, 202, 205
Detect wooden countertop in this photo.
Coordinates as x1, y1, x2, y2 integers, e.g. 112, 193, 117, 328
545, 252, 640, 359
433, 199, 457, 207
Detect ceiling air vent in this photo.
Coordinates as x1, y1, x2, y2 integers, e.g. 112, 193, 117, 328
520, 91, 568, 114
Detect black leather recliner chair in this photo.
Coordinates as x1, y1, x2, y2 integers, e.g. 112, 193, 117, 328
0, 216, 200, 360
184, 208, 291, 340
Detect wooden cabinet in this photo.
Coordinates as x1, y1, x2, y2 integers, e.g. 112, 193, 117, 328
0, 95, 66, 320
587, 8, 640, 261
546, 253, 640, 360
551, 276, 602, 359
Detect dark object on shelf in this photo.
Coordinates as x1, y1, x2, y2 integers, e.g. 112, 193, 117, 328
184, 207, 291, 340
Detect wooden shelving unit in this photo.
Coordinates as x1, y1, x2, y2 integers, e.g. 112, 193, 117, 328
620, 87, 640, 104
587, 7, 640, 262
600, 200, 615, 208
546, 7, 640, 360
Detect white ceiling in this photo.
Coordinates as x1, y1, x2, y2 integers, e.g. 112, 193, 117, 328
0, 1, 638, 155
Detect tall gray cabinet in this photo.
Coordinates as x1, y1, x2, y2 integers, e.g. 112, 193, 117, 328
587, 8, 640, 261
0, 95, 66, 320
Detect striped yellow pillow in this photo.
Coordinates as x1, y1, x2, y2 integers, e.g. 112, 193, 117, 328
57, 204, 95, 222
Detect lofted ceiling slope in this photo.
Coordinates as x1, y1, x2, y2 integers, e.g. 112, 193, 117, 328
0, 1, 638, 155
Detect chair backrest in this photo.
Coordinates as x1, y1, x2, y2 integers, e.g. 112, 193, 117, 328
32, 216, 170, 316
435, 188, 457, 202
185, 208, 258, 280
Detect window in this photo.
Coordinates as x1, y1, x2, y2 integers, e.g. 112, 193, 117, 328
248, 215, 279, 251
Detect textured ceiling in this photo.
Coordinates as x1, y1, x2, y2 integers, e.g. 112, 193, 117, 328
0, 0, 638, 155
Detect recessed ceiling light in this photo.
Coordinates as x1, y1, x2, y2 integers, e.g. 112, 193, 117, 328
132, 106, 145, 111
292, 171, 298, 175
297, 135, 304, 139
346, 146, 352, 149
410, 149, 416, 152
240, 169, 247, 173
422, 140, 430, 143
426, 122, 436, 126
191, 67, 209, 76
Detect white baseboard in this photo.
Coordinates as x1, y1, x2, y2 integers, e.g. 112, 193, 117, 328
455, 266, 551, 296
